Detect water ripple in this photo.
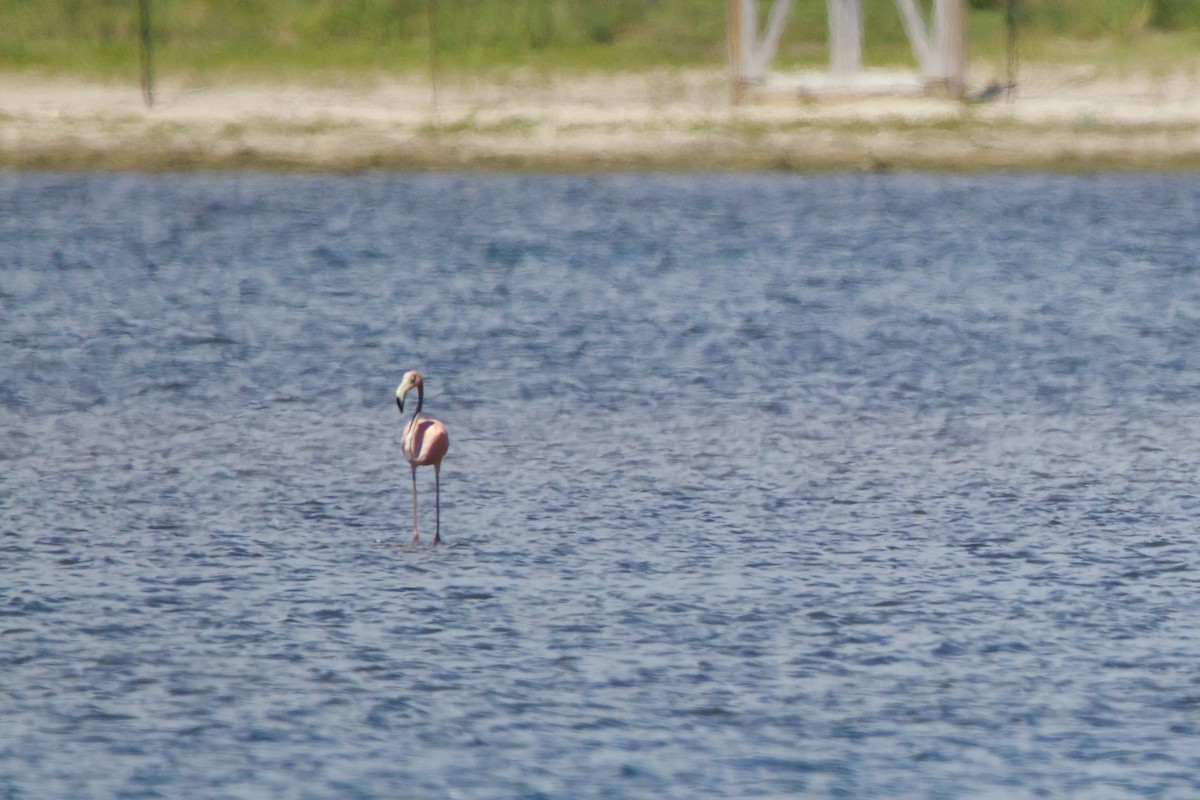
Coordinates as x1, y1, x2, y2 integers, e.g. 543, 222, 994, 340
3, 172, 1200, 798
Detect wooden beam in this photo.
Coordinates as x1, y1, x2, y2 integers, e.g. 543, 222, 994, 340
892, 0, 933, 75
751, 0, 794, 78
728, 0, 794, 92
828, 0, 862, 74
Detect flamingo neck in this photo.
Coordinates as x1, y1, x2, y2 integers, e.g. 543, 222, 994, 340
412, 383, 424, 415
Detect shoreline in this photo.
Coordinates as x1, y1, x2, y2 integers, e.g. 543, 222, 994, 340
3, 68, 1200, 172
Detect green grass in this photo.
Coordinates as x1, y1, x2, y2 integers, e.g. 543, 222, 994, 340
3, 0, 1200, 81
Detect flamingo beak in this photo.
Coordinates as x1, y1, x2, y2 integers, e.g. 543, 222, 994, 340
396, 379, 412, 412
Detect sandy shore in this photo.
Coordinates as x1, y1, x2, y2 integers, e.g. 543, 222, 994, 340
3, 66, 1200, 171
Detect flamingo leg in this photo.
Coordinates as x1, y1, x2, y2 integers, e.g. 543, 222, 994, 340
410, 464, 419, 543
434, 463, 441, 546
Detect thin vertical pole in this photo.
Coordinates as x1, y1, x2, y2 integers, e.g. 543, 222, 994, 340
138, 0, 154, 107
727, 0, 744, 104
1005, 0, 1018, 99
427, 0, 440, 114
740, 0, 757, 77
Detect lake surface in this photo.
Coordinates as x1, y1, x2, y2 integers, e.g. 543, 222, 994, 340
3, 171, 1200, 799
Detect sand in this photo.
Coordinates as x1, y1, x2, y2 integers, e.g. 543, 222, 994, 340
2, 65, 1200, 171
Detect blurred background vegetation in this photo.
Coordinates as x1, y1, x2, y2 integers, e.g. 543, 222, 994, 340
1, 0, 1198, 80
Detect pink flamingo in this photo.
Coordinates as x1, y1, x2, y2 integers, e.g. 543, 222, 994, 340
396, 370, 450, 544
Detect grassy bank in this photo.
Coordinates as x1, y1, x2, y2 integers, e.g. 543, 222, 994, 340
5, 2, 1200, 174
3, 0, 1200, 81
5, 62, 1200, 174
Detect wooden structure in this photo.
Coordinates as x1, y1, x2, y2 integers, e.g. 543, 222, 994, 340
728, 0, 967, 101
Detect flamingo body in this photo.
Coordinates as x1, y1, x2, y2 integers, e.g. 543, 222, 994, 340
401, 415, 449, 470
396, 371, 449, 544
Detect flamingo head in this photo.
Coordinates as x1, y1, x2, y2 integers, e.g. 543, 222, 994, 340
396, 370, 423, 413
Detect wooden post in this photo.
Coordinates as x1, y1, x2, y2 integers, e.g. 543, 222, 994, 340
892, 0, 933, 76
740, 0, 757, 80
828, 0, 862, 74
138, 0, 154, 107
753, 0, 793, 78
934, 0, 966, 98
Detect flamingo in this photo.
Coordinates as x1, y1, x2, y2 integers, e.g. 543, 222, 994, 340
396, 370, 450, 544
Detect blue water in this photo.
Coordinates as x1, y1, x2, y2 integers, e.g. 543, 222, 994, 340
3, 171, 1200, 799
